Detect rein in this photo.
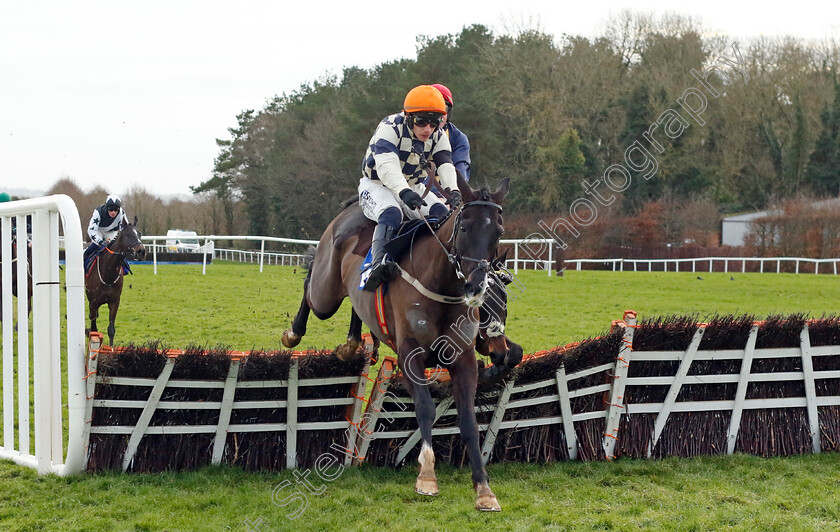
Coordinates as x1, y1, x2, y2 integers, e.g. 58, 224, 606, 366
403, 199, 503, 305
96, 246, 124, 287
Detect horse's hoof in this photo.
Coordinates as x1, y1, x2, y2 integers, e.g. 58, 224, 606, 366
334, 342, 360, 362
281, 329, 301, 349
414, 478, 439, 496
475, 482, 500, 511
476, 494, 501, 511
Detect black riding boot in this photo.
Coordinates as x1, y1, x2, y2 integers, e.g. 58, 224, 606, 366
363, 224, 397, 291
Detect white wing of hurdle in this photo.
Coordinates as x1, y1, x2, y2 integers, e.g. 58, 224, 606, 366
0, 194, 86, 475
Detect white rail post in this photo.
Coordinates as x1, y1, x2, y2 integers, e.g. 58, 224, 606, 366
480, 381, 514, 465
547, 242, 552, 276
15, 215, 31, 455
555, 366, 578, 460
259, 239, 266, 273
800, 325, 821, 454
48, 211, 63, 464
122, 357, 176, 471
513, 242, 519, 274
1, 217, 12, 451
212, 359, 241, 465
201, 239, 208, 275
354, 357, 396, 465
397, 397, 454, 465
153, 239, 158, 275
603, 311, 635, 460
286, 358, 299, 469
647, 327, 704, 457
726, 326, 758, 454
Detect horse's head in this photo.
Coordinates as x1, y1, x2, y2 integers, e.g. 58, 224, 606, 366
112, 216, 146, 260
452, 177, 510, 308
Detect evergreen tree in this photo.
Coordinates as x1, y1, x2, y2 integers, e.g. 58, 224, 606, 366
805, 80, 840, 196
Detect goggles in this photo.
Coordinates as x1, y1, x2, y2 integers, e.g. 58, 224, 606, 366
412, 114, 441, 128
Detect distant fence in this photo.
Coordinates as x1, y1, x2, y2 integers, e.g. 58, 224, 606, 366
139, 234, 840, 276
568, 256, 840, 275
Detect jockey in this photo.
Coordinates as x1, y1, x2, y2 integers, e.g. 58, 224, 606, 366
84, 194, 126, 263
431, 83, 471, 181
359, 85, 463, 291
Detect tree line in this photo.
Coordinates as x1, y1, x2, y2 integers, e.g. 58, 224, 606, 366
45, 13, 840, 256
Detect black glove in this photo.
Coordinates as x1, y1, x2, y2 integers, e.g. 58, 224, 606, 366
444, 188, 462, 209
399, 189, 427, 210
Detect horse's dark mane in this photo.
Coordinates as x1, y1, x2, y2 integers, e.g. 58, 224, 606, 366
340, 195, 359, 210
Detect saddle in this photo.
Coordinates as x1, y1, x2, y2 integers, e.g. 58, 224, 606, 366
338, 202, 446, 262
85, 246, 132, 277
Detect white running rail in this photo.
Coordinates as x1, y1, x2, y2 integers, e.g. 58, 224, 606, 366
0, 195, 87, 475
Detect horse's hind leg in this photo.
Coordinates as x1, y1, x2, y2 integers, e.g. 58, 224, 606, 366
107, 300, 120, 346
401, 339, 439, 496
282, 274, 311, 348
449, 354, 500, 511
334, 307, 363, 362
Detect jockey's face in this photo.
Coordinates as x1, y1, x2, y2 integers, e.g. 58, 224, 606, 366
412, 122, 434, 142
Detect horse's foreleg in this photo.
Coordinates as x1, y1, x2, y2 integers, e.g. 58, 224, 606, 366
89, 303, 99, 333
107, 300, 120, 347
282, 276, 311, 349
401, 338, 438, 496
334, 307, 363, 362
449, 355, 500, 511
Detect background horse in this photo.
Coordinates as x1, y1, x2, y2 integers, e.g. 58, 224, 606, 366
85, 216, 145, 346
476, 251, 524, 380
0, 227, 33, 322
283, 177, 509, 511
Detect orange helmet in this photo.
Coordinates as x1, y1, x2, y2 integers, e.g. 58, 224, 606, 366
403, 85, 446, 115
431, 84, 453, 107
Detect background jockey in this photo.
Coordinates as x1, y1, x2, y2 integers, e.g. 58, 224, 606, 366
84, 194, 126, 263
430, 83, 471, 181
358, 85, 462, 291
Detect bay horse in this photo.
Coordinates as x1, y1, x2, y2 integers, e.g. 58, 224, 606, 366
85, 217, 145, 346
282, 177, 509, 511
332, 250, 524, 380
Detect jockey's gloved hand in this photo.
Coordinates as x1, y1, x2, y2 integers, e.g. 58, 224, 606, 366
399, 189, 427, 210
444, 188, 462, 209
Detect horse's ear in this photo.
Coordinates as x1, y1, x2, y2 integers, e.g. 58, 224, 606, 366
496, 248, 510, 266
133, 215, 138, 226
491, 178, 511, 204
456, 168, 477, 202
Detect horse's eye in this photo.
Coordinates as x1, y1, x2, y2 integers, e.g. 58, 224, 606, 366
460, 224, 467, 232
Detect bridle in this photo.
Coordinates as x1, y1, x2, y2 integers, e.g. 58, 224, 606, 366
400, 199, 501, 304
445, 200, 503, 281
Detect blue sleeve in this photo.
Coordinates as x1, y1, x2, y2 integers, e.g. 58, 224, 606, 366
448, 124, 471, 181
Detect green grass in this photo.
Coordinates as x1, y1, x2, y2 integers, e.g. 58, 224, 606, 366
116, 263, 840, 352
2, 262, 840, 531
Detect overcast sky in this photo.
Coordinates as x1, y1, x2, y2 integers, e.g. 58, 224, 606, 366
2, 1, 838, 199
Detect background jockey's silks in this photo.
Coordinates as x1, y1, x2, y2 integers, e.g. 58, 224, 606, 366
88, 204, 125, 245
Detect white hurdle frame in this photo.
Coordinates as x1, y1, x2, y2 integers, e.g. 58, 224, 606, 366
0, 195, 87, 475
